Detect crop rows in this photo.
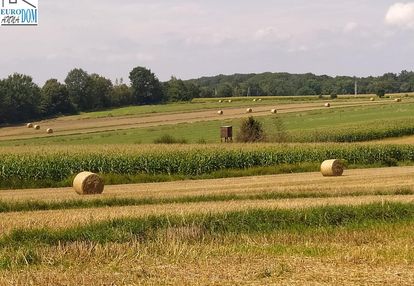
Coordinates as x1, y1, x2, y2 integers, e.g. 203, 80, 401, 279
0, 144, 413, 182
284, 118, 414, 143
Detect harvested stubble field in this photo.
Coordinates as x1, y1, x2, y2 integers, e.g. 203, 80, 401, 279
1, 167, 414, 285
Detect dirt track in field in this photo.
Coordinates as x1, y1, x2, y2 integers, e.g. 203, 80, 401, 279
0, 100, 390, 141
0, 166, 413, 233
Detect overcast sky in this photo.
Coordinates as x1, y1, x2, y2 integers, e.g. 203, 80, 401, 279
1, 0, 414, 84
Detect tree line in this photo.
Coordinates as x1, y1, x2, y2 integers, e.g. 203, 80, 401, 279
0, 66, 200, 125
189, 71, 414, 97
1, 67, 414, 125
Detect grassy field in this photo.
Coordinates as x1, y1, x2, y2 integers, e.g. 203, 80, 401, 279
1, 99, 414, 146
1, 167, 414, 284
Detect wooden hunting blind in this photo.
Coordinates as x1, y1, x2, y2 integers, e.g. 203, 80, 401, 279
221, 126, 233, 142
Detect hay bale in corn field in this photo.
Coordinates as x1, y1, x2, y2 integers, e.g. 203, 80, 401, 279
47, 128, 53, 134
217, 110, 223, 115
34, 125, 40, 130
73, 172, 104, 195
321, 159, 344, 177
324, 103, 331, 108
246, 108, 253, 113
271, 109, 277, 114
27, 123, 33, 128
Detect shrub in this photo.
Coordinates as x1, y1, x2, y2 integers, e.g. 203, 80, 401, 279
236, 117, 266, 143
153, 134, 188, 144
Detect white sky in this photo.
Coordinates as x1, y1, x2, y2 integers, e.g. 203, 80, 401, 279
1, 0, 413, 84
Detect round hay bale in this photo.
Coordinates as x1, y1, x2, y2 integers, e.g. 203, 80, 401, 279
26, 123, 33, 128
73, 172, 104, 195
46, 128, 53, 134
321, 159, 344, 177
370, 97, 375, 101
324, 103, 331, 108
271, 109, 277, 114
218, 100, 223, 103
34, 125, 40, 130
217, 110, 223, 115
253, 99, 257, 102
258, 99, 262, 102
228, 100, 232, 103
395, 98, 402, 102
246, 108, 253, 113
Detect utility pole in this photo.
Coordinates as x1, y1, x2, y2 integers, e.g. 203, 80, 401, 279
354, 77, 358, 97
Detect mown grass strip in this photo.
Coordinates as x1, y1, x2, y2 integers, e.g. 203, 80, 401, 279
0, 188, 412, 214
3, 202, 414, 247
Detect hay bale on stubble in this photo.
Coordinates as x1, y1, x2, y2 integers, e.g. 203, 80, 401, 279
218, 100, 223, 103
228, 99, 232, 103
324, 103, 331, 108
321, 159, 344, 177
73, 172, 104, 195
246, 108, 253, 113
46, 128, 53, 134
217, 110, 223, 115
395, 98, 402, 102
271, 109, 277, 114
27, 123, 33, 128
370, 97, 375, 101
34, 125, 40, 130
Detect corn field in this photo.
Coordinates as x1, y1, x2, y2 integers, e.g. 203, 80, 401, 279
0, 144, 413, 181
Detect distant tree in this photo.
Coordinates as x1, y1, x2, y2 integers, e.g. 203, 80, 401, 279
64, 68, 92, 111
164, 77, 200, 102
110, 84, 133, 107
40, 79, 74, 116
216, 83, 233, 97
129, 66, 164, 104
0, 73, 40, 124
89, 74, 113, 109
376, 89, 385, 98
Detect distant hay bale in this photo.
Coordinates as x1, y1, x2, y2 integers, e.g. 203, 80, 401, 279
271, 109, 277, 114
228, 100, 232, 103
34, 125, 40, 130
258, 99, 262, 102
26, 123, 33, 128
324, 103, 331, 108
46, 128, 53, 134
246, 108, 253, 113
217, 110, 223, 115
321, 159, 344, 177
73, 172, 104, 195
370, 97, 375, 101
253, 99, 257, 102
219, 100, 223, 103
395, 98, 402, 102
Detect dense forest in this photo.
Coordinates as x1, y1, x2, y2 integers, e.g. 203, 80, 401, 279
1, 67, 414, 125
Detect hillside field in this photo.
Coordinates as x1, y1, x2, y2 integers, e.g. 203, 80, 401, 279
1, 94, 414, 285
